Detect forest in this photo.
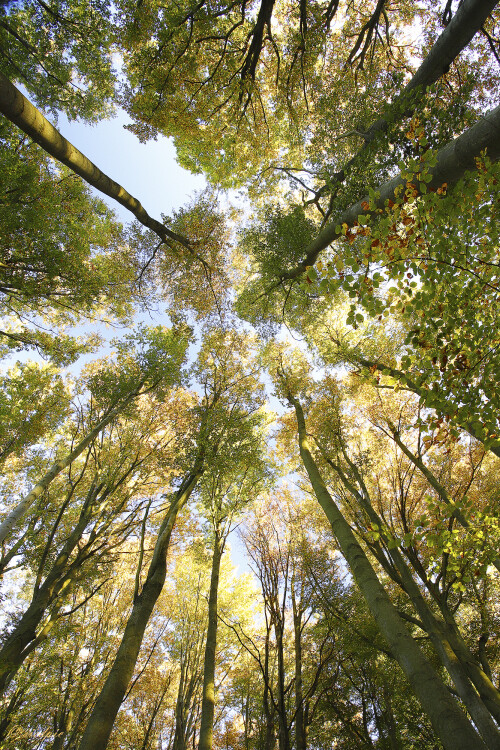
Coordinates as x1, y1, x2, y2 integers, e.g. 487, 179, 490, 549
0, 0, 500, 747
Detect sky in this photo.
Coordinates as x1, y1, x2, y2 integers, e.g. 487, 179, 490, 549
47, 108, 206, 364
57, 106, 206, 224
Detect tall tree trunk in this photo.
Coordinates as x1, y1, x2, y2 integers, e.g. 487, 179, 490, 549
287, 392, 487, 750
0, 73, 191, 252
389, 553, 500, 748
331, 0, 500, 168
274, 617, 291, 750
278, 103, 500, 283
78, 467, 202, 750
173, 659, 203, 750
291, 582, 306, 750
380, 680, 401, 750
261, 626, 276, 750
326, 450, 500, 747
198, 527, 224, 750
172, 662, 189, 750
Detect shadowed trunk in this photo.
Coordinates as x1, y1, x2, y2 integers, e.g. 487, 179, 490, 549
198, 527, 224, 750
287, 391, 487, 750
78, 466, 202, 750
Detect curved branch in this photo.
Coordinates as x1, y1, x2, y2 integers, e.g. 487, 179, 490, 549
0, 73, 199, 257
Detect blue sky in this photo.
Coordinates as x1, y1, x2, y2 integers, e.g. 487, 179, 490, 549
57, 107, 206, 225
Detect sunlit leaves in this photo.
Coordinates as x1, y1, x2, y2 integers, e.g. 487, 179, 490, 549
0, 0, 116, 121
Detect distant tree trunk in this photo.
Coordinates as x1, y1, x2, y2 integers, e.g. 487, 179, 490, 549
172, 657, 203, 750
291, 581, 306, 750
261, 626, 276, 750
78, 466, 203, 750
287, 391, 487, 750
138, 681, 170, 750
274, 616, 291, 750
198, 527, 224, 750
172, 667, 189, 750
380, 680, 402, 750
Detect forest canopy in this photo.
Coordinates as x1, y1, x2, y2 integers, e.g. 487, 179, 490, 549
0, 0, 500, 748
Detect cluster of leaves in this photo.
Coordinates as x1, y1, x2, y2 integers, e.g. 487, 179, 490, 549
0, 0, 116, 120
0, 121, 141, 363
310, 136, 500, 443
118, 0, 419, 186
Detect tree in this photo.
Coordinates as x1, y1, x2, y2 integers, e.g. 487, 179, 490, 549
0, 0, 116, 121
271, 354, 490, 750
198, 425, 270, 750
118, 0, 498, 186
0, 324, 191, 544
1, 1, 500, 748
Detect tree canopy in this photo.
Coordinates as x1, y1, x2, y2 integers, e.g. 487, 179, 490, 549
0, 1, 500, 749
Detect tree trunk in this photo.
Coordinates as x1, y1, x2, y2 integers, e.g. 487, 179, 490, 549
291, 582, 306, 750
0, 489, 97, 694
280, 104, 500, 282
173, 660, 203, 750
388, 550, 500, 749
0, 376, 147, 545
78, 468, 202, 750
341, 0, 500, 152
198, 528, 223, 750
328, 451, 500, 747
0, 73, 191, 252
261, 627, 276, 750
275, 617, 291, 750
288, 392, 487, 750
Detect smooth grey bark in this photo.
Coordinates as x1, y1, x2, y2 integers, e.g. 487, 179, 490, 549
279, 104, 500, 282
302, 0, 498, 207
0, 375, 147, 545
320, 440, 500, 747
287, 391, 487, 750
388, 552, 500, 748
198, 528, 223, 750
78, 466, 202, 750
0, 72, 192, 252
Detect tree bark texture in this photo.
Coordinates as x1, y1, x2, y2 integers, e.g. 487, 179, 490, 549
78, 469, 202, 750
198, 528, 223, 750
288, 393, 488, 750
